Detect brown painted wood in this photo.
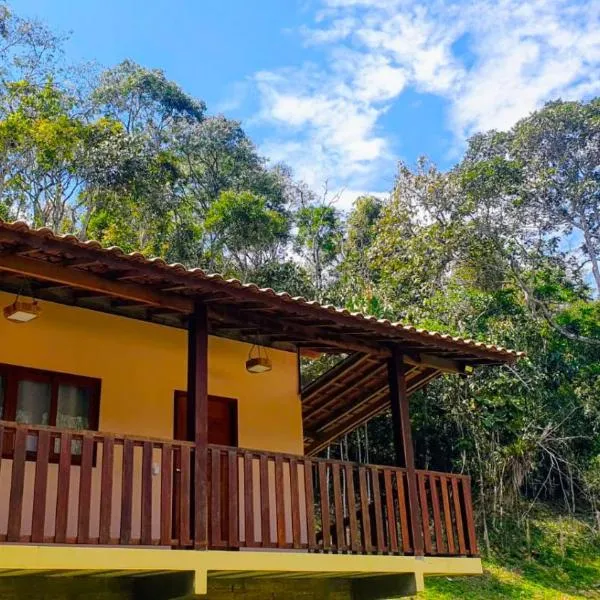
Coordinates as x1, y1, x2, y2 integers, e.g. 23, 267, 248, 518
358, 466, 372, 553
383, 469, 398, 554
344, 463, 359, 553
7, 428, 27, 542
303, 459, 316, 549
439, 474, 455, 555
227, 450, 239, 548
187, 302, 209, 550
120, 438, 134, 545
318, 461, 331, 551
141, 441, 153, 545
55, 432, 72, 544
179, 444, 192, 547
99, 436, 114, 545
370, 468, 385, 553
331, 462, 345, 552
462, 476, 478, 555
289, 458, 301, 549
394, 471, 411, 554
31, 429, 50, 543
259, 453, 271, 547
452, 476, 466, 555
274, 455, 286, 548
417, 472, 432, 555
429, 474, 445, 554
243, 452, 254, 546
77, 435, 94, 544
388, 349, 424, 555
160, 443, 173, 546
0, 253, 192, 313
211, 448, 222, 546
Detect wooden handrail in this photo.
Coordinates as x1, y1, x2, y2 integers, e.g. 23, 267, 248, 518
0, 421, 478, 557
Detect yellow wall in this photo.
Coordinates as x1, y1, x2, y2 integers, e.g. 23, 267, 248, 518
0, 290, 303, 454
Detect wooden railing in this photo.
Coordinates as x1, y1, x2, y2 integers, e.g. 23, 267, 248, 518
0, 421, 477, 556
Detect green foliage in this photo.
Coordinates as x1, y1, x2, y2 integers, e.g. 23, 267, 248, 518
422, 507, 600, 599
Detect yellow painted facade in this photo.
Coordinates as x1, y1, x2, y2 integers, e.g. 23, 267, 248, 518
0, 290, 302, 454
0, 544, 483, 595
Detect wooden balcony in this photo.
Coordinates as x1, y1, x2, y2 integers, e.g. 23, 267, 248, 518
0, 421, 477, 557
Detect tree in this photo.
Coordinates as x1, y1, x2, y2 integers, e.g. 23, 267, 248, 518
204, 190, 290, 281
294, 183, 343, 297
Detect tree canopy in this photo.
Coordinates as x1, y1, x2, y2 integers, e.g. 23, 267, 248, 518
0, 2, 598, 552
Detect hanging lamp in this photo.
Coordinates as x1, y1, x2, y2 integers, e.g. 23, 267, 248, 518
3, 281, 41, 323
245, 339, 272, 374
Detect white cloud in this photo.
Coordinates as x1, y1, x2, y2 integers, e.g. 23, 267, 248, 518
253, 0, 600, 192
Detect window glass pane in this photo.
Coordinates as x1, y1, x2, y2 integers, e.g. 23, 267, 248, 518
56, 385, 91, 430
16, 380, 51, 425
17, 379, 51, 452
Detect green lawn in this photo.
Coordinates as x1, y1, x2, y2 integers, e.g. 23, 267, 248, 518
420, 508, 600, 599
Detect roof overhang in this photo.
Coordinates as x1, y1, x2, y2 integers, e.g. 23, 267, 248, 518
0, 221, 523, 367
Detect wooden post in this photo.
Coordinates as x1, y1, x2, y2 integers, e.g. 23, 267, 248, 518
188, 301, 209, 550
388, 347, 424, 556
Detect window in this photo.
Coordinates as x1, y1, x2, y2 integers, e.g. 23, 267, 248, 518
0, 363, 100, 456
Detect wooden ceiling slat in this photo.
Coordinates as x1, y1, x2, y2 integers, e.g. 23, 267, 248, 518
305, 368, 440, 455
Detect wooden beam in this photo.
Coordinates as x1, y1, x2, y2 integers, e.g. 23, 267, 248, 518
0, 254, 193, 313
187, 302, 208, 550
388, 348, 423, 556
0, 226, 513, 363
304, 368, 439, 456
403, 353, 461, 374
209, 305, 390, 357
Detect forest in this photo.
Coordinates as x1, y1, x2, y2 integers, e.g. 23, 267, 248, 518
0, 4, 599, 596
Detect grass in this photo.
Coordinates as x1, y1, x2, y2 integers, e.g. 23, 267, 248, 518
420, 506, 600, 599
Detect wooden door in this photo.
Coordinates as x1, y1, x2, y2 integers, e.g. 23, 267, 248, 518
173, 392, 237, 546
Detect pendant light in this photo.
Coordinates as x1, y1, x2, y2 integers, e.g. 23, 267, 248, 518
3, 281, 41, 323
245, 338, 272, 374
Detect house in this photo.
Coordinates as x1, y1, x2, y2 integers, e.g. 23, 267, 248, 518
0, 220, 521, 599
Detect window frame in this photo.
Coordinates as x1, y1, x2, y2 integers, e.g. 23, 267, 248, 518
0, 362, 101, 462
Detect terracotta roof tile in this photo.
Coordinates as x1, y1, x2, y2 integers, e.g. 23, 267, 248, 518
0, 220, 524, 362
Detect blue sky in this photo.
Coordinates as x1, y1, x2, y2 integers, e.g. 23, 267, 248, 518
13, 0, 600, 209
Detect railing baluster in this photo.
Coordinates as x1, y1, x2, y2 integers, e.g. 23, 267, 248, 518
55, 432, 72, 544
303, 458, 316, 550
395, 471, 411, 553
318, 461, 331, 551
440, 474, 455, 554
259, 453, 271, 547
452, 476, 466, 555
243, 452, 255, 546
290, 458, 302, 549
31, 429, 50, 543
228, 449, 239, 548
417, 472, 432, 555
179, 445, 192, 547
429, 474, 444, 554
141, 440, 153, 545
160, 443, 173, 546
358, 466, 372, 553
120, 438, 134, 545
345, 464, 359, 553
7, 427, 27, 542
462, 476, 478, 556
371, 467, 385, 553
77, 434, 94, 544
99, 436, 115, 545
211, 448, 221, 546
275, 455, 286, 548
331, 463, 345, 552
383, 469, 398, 554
